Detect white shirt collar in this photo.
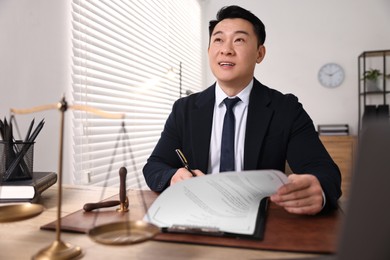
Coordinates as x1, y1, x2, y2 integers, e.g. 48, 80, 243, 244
215, 79, 253, 107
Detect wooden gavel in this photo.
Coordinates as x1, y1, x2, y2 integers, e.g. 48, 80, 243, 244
83, 167, 129, 212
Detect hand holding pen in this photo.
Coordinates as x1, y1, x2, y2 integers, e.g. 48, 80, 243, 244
175, 149, 196, 177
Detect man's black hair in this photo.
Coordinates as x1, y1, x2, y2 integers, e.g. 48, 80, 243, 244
209, 5, 266, 46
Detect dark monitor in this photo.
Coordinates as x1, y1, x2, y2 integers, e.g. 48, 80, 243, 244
290, 121, 390, 260
336, 122, 390, 260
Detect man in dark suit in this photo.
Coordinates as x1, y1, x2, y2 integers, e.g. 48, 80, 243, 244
143, 5, 341, 215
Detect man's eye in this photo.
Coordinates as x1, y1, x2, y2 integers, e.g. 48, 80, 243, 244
213, 38, 222, 43
235, 38, 245, 43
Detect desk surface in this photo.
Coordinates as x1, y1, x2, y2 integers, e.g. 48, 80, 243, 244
0, 185, 323, 259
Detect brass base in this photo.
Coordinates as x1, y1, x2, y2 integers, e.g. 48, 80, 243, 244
33, 240, 82, 260
116, 197, 129, 212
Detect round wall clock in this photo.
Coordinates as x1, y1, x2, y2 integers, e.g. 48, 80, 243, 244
318, 63, 345, 88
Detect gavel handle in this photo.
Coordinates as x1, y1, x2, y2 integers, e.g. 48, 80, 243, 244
83, 200, 120, 212
119, 167, 127, 204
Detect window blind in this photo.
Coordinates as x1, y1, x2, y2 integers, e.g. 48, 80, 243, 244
71, 0, 203, 188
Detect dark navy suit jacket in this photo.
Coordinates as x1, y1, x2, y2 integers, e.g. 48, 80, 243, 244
143, 78, 341, 211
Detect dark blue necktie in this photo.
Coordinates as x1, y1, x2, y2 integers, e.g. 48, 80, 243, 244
220, 97, 241, 172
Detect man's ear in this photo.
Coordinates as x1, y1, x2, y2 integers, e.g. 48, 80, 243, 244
256, 45, 266, 64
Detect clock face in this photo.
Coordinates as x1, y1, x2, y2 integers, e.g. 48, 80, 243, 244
318, 63, 345, 88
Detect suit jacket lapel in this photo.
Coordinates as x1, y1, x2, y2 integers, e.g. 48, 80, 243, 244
244, 79, 274, 170
190, 85, 215, 172
189, 80, 273, 172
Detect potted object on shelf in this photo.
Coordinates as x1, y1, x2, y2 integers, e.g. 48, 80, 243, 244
363, 68, 382, 91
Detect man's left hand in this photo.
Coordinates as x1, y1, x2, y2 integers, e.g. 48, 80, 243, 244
270, 174, 324, 215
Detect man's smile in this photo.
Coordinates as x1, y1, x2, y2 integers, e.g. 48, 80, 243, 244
218, 62, 235, 67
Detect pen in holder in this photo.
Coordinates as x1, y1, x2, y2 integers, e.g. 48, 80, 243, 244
0, 140, 34, 182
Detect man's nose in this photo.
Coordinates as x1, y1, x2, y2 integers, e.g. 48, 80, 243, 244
220, 42, 234, 55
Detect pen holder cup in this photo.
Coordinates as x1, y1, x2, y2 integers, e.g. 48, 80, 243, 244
0, 141, 34, 182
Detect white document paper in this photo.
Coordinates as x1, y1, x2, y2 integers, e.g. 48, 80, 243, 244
144, 170, 288, 235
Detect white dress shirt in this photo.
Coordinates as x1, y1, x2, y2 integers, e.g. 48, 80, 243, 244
206, 80, 326, 208
208, 79, 253, 174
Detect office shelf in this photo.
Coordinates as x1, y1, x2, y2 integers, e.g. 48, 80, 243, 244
358, 50, 390, 133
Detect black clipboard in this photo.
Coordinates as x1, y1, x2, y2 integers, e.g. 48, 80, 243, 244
161, 197, 269, 240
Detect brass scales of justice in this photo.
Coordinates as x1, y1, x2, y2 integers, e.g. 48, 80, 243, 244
0, 96, 159, 259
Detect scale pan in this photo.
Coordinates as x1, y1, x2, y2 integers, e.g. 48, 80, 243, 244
88, 220, 160, 245
0, 203, 44, 222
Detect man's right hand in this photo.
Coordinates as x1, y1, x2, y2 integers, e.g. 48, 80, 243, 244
170, 168, 204, 186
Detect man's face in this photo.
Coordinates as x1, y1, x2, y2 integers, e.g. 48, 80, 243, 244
208, 18, 265, 88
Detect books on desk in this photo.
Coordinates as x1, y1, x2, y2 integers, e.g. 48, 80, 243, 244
144, 170, 288, 240
318, 124, 349, 135
0, 172, 57, 203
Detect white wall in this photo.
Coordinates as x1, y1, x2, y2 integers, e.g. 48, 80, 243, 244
1, 0, 389, 183
202, 0, 390, 135
0, 0, 72, 182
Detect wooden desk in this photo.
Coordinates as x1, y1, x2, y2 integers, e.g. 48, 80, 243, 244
0, 185, 324, 259
320, 135, 357, 199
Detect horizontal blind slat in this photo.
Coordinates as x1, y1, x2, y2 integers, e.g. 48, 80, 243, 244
72, 0, 202, 188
